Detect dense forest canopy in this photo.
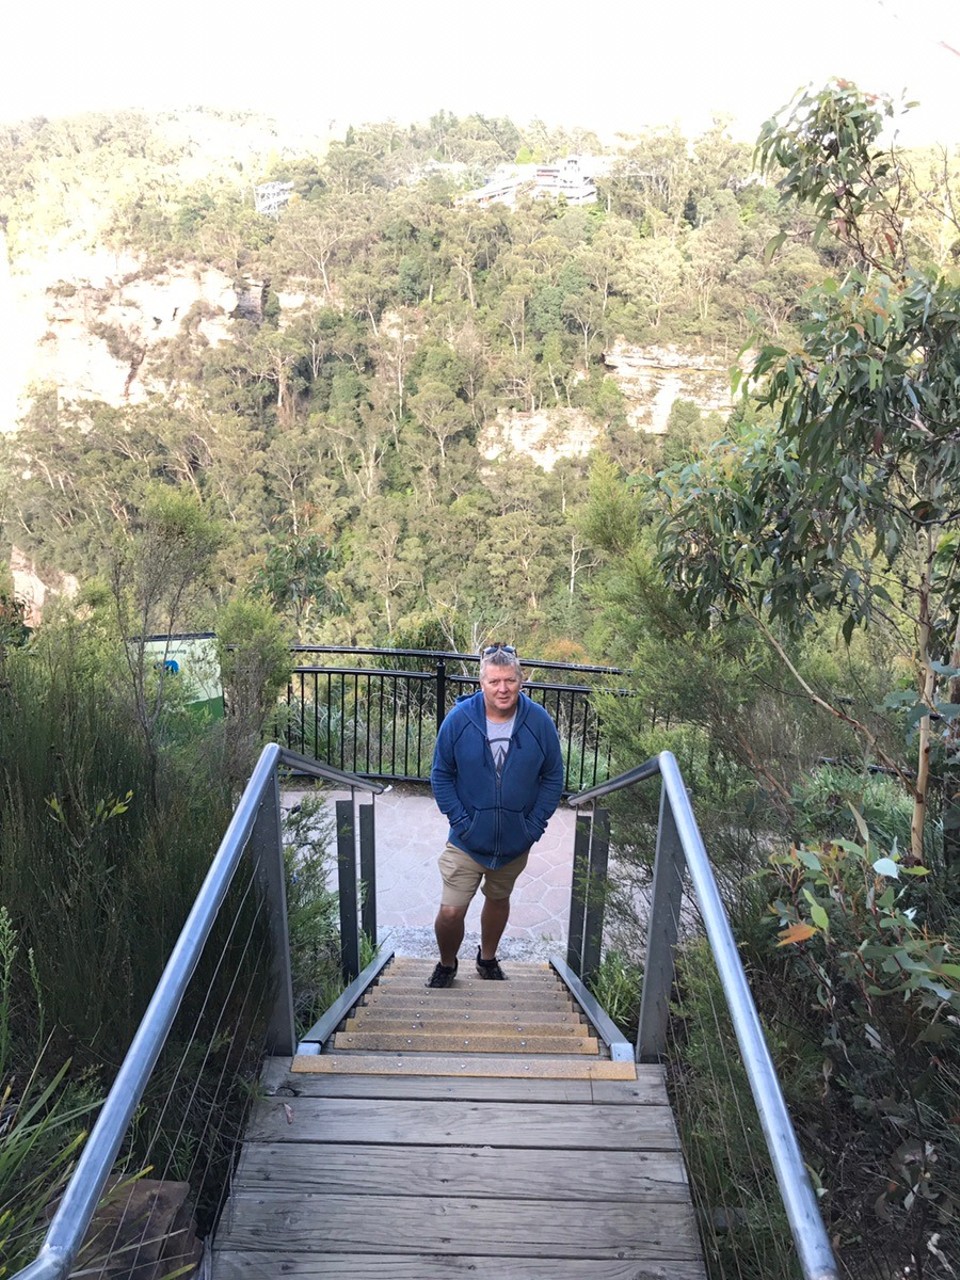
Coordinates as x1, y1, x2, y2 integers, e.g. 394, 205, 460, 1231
0, 109, 773, 649
0, 103, 957, 658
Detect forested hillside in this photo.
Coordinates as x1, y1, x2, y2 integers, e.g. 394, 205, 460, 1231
4, 90, 960, 1279
0, 105, 956, 657
0, 106, 818, 651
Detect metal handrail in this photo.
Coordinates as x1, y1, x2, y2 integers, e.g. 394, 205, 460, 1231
568, 750, 839, 1280
14, 745, 381, 1280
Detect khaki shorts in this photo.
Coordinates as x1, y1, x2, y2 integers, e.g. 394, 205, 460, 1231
438, 842, 529, 909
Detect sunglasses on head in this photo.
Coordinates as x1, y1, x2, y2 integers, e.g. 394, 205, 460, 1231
481, 644, 517, 657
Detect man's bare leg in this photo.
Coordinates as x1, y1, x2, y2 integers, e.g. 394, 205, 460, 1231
434, 903, 467, 968
479, 895, 510, 960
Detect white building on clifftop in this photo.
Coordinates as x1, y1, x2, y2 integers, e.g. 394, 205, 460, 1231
459, 156, 608, 209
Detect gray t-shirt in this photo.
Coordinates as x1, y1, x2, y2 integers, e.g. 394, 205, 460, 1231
486, 714, 516, 778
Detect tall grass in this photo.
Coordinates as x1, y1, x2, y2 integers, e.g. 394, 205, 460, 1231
0, 906, 101, 1275
0, 608, 347, 1271
0, 619, 235, 1061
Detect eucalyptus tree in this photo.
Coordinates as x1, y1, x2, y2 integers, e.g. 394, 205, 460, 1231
653, 82, 960, 863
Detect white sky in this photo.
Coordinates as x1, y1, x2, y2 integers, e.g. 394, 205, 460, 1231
3, 0, 958, 145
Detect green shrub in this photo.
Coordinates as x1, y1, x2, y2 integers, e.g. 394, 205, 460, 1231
667, 937, 805, 1280
587, 950, 643, 1038
217, 595, 293, 779
0, 621, 234, 1062
769, 834, 960, 1271
790, 762, 915, 855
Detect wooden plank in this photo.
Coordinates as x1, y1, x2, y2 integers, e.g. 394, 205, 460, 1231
387, 960, 555, 978
244, 1097, 678, 1149
292, 1054, 636, 1080
389, 958, 553, 970
261, 1059, 666, 1104
379, 974, 564, 990
330, 1030, 600, 1054
214, 1249, 707, 1279
220, 1057, 706, 1280
233, 1141, 691, 1200
375, 983, 568, 1000
215, 1190, 702, 1260
348, 1008, 586, 1030
362, 988, 574, 1010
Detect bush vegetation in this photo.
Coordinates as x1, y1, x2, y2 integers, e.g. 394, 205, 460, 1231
0, 584, 339, 1267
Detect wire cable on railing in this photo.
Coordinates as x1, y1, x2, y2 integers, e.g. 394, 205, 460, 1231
662, 886, 805, 1277
182, 928, 273, 1229
65, 849, 271, 1280
140, 867, 265, 1167
73, 855, 274, 1278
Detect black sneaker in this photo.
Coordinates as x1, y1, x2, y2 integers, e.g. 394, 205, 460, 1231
476, 947, 506, 980
426, 959, 458, 988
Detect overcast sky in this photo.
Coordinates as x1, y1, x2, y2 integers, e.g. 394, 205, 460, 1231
4, 0, 958, 145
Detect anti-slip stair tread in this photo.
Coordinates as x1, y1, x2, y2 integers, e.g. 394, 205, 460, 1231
346, 1015, 587, 1035
330, 1031, 601, 1054
370, 976, 569, 987
389, 962, 555, 967
362, 989, 575, 1010
291, 1053, 637, 1079
304, 955, 627, 1081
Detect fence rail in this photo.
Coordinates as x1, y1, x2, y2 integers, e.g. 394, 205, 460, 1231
285, 646, 627, 793
568, 753, 840, 1280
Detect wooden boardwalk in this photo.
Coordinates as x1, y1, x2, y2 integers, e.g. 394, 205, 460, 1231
212, 958, 707, 1279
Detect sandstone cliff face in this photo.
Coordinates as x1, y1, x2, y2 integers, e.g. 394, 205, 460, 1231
481, 345, 733, 469
1, 238, 240, 422
1, 240, 734, 455
10, 546, 78, 628
602, 339, 734, 433
480, 406, 598, 471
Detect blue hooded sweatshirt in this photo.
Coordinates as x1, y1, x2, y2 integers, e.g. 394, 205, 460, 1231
430, 689, 565, 869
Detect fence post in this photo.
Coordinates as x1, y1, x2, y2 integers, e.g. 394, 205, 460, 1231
250, 766, 296, 1055
580, 807, 610, 985
636, 782, 686, 1062
359, 801, 377, 949
566, 813, 592, 975
336, 798, 360, 983
436, 656, 447, 733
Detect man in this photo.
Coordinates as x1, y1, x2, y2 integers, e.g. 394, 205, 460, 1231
427, 644, 564, 987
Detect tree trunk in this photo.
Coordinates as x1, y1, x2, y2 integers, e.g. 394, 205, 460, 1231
942, 613, 960, 868
911, 552, 936, 864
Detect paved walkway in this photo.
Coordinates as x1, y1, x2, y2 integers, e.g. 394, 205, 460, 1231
284, 783, 579, 960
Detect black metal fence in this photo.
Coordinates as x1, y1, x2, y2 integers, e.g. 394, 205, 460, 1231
284, 647, 629, 794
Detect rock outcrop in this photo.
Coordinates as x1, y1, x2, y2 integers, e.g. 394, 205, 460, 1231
10, 546, 79, 628
481, 407, 598, 470
602, 340, 734, 433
